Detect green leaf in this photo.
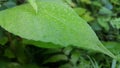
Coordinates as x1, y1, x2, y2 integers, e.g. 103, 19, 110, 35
3, 1, 16, 8
92, 1, 102, 7
44, 54, 68, 63
70, 50, 80, 65
74, 8, 94, 22
63, 46, 73, 55
78, 57, 91, 68
102, 41, 120, 55
111, 0, 120, 5
4, 48, 15, 58
27, 0, 37, 13
110, 18, 120, 29
74, 7, 86, 16
0, 37, 8, 45
102, 41, 120, 61
97, 16, 110, 31
99, 7, 112, 15
81, 12, 94, 22
0, 1, 115, 58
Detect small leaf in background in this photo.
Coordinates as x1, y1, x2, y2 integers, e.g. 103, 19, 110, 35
97, 16, 110, 31
77, 57, 91, 68
99, 7, 113, 15
27, 0, 37, 13
3, 1, 16, 8
63, 46, 73, 55
110, 0, 120, 5
4, 48, 15, 58
101, 0, 113, 10
103, 41, 120, 61
81, 12, 94, 22
70, 50, 80, 65
92, 1, 102, 7
102, 41, 120, 55
90, 22, 102, 31
110, 18, 120, 29
74, 8, 94, 22
0, 37, 8, 45
44, 54, 68, 63
74, 7, 86, 16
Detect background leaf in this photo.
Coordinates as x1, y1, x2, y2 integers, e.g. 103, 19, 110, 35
110, 18, 120, 29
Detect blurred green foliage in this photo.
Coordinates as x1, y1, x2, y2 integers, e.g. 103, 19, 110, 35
0, 0, 120, 68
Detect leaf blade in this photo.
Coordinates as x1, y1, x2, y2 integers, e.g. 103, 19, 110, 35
0, 1, 116, 58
